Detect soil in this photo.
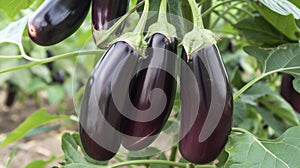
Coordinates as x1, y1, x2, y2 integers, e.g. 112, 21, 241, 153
0, 90, 77, 168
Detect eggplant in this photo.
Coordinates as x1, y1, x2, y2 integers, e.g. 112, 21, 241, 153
28, 0, 91, 46
5, 82, 18, 107
92, 0, 129, 34
79, 42, 139, 161
121, 33, 177, 151
280, 74, 300, 113
179, 44, 233, 164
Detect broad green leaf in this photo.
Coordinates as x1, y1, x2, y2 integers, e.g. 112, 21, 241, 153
0, 0, 34, 18
0, 109, 70, 147
30, 65, 51, 83
233, 99, 247, 127
46, 84, 65, 105
25, 77, 47, 94
258, 0, 300, 19
244, 43, 300, 75
253, 2, 300, 40
25, 156, 59, 168
10, 68, 32, 91
0, 15, 29, 46
61, 133, 87, 164
234, 16, 291, 46
258, 94, 300, 125
225, 126, 300, 167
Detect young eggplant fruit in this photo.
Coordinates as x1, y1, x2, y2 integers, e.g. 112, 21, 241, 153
28, 0, 91, 46
179, 44, 233, 164
92, 0, 128, 31
280, 74, 300, 113
121, 33, 177, 151
80, 42, 139, 161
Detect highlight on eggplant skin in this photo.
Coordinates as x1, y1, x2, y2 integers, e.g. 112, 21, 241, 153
120, 33, 178, 151
280, 74, 300, 113
179, 44, 233, 164
79, 42, 139, 161
28, 0, 91, 46
92, 0, 129, 31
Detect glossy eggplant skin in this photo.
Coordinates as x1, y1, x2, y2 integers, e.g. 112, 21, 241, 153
179, 44, 233, 164
92, 0, 128, 31
80, 42, 139, 161
121, 33, 177, 151
28, 0, 91, 46
280, 74, 300, 113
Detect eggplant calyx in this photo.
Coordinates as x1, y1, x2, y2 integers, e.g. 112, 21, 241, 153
182, 28, 216, 59
116, 32, 147, 58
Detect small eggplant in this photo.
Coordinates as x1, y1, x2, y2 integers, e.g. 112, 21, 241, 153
121, 33, 177, 151
92, 0, 129, 34
280, 74, 300, 113
28, 0, 91, 46
79, 42, 139, 161
5, 82, 18, 107
179, 44, 233, 164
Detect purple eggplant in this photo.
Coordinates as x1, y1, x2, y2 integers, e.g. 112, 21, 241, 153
280, 74, 300, 113
121, 33, 177, 151
92, 0, 129, 34
5, 82, 18, 107
28, 0, 91, 46
179, 44, 233, 164
79, 42, 139, 161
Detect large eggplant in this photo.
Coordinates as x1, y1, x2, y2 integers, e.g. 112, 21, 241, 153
179, 44, 233, 164
280, 74, 300, 113
120, 33, 177, 151
80, 42, 139, 161
28, 0, 91, 46
92, 0, 129, 38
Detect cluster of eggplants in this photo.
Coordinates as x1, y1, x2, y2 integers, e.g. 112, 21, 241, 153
179, 44, 233, 164
28, 0, 128, 46
80, 33, 177, 160
280, 74, 300, 113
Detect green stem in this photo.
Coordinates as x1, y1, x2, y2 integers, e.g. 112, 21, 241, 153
110, 159, 216, 168
187, 0, 204, 29
0, 55, 23, 59
158, 0, 168, 23
233, 73, 266, 101
133, 0, 149, 34
210, 1, 243, 29
169, 145, 178, 168
0, 50, 102, 74
202, 0, 248, 18
232, 127, 253, 135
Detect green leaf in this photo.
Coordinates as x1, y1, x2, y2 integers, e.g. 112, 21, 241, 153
258, 94, 300, 125
0, 15, 29, 46
255, 106, 286, 135
4, 146, 17, 168
226, 126, 300, 168
233, 99, 247, 127
258, 0, 300, 19
0, 109, 70, 147
234, 16, 291, 47
25, 77, 47, 94
30, 65, 51, 83
0, 0, 35, 18
244, 43, 300, 75
253, 2, 300, 40
25, 156, 59, 168
63, 163, 105, 168
46, 84, 65, 105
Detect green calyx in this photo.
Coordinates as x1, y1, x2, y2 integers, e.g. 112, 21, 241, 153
182, 28, 216, 58
115, 32, 147, 58
182, 0, 216, 58
146, 0, 177, 41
